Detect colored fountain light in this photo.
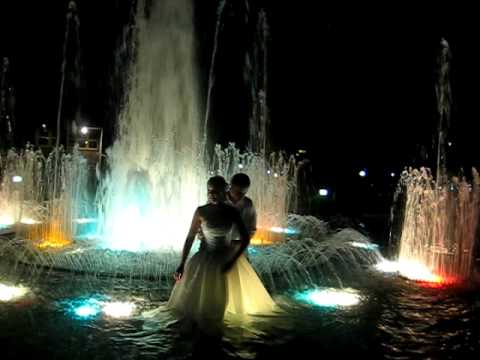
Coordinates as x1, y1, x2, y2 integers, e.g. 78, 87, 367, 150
396, 260, 443, 283
395, 168, 479, 284
103, 301, 136, 318
28, 221, 72, 249
295, 288, 362, 308
74, 299, 102, 318
375, 259, 451, 285
0, 283, 29, 302
65, 296, 137, 319
250, 226, 298, 244
66, 297, 103, 319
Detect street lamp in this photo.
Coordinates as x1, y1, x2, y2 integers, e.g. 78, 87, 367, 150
78, 126, 104, 167
319, 189, 329, 197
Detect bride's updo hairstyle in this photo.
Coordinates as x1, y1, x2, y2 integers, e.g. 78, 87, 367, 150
207, 176, 229, 192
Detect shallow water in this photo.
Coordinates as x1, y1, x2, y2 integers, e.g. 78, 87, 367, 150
1, 256, 479, 360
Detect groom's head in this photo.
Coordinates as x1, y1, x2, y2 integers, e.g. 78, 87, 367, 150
229, 173, 250, 202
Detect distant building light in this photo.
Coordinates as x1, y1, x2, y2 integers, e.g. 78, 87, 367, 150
448, 142, 452, 147
80, 126, 88, 135
42, 124, 47, 129
12, 175, 23, 183
359, 170, 367, 177
298, 149, 307, 154
390, 172, 395, 177
319, 189, 328, 197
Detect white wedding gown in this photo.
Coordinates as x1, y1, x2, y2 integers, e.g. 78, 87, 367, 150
165, 221, 276, 330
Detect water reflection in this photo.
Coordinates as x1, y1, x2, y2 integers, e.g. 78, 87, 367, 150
1, 259, 479, 359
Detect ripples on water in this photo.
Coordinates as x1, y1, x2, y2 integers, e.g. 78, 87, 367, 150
1, 260, 480, 359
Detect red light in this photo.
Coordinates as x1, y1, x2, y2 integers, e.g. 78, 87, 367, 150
416, 275, 457, 288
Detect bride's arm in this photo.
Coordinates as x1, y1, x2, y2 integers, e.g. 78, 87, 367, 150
174, 208, 201, 281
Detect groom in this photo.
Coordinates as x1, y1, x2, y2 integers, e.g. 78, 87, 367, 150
227, 173, 257, 253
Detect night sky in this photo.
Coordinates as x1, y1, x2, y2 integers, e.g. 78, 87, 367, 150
1, 1, 480, 198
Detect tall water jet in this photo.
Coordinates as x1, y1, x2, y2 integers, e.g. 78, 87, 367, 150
54, 1, 81, 199
96, 0, 205, 251
0, 57, 15, 151
202, 0, 227, 157
434, 38, 452, 183
247, 9, 270, 155
394, 40, 480, 283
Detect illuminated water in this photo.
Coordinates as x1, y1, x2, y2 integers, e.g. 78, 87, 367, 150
1, 255, 479, 359
1, 215, 381, 292
95, 0, 206, 252
393, 40, 480, 284
2, 8, 479, 358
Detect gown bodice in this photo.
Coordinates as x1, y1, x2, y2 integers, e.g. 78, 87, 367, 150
200, 222, 232, 252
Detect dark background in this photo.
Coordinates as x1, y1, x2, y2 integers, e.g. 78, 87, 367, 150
1, 1, 479, 220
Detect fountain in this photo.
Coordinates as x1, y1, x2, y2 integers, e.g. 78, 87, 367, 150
0, 0, 381, 292
4, 8, 480, 359
0, 145, 89, 239
0, 146, 44, 231
391, 39, 480, 284
94, 0, 299, 251
94, 0, 206, 252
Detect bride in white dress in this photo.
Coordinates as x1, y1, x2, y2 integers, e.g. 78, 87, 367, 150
166, 176, 275, 332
